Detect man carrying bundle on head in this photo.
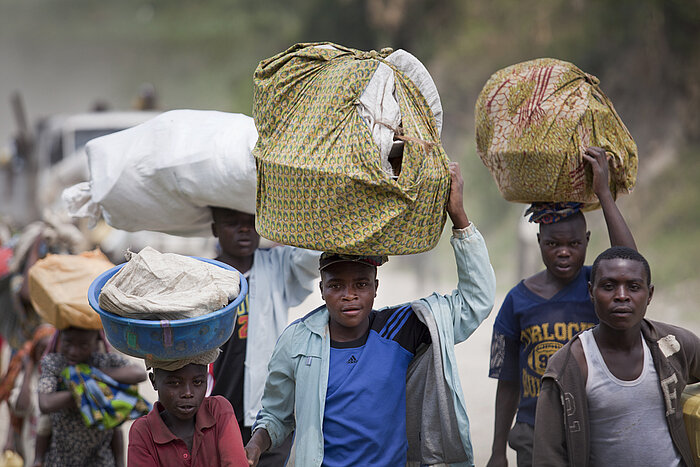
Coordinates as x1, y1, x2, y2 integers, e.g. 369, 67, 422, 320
245, 162, 497, 467
485, 147, 638, 467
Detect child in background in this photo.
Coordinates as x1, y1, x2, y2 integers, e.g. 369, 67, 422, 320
208, 207, 320, 466
128, 362, 248, 466
486, 147, 637, 467
38, 326, 147, 467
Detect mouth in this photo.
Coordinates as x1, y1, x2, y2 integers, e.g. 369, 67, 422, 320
340, 307, 363, 316
610, 307, 634, 316
177, 404, 197, 416
554, 264, 571, 272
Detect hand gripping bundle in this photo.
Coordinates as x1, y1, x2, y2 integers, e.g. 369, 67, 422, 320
253, 42, 450, 255
475, 58, 637, 207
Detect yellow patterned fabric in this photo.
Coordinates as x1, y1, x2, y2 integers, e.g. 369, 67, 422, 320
475, 58, 637, 207
253, 42, 450, 255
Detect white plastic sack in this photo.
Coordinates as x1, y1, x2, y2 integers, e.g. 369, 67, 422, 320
357, 48, 443, 174
98, 246, 240, 320
63, 110, 258, 237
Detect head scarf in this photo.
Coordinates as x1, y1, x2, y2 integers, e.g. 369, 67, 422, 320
525, 202, 583, 224
144, 348, 220, 371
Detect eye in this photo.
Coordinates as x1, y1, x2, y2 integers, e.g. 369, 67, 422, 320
193, 379, 204, 386
602, 283, 614, 291
357, 281, 368, 288
629, 283, 641, 291
570, 241, 581, 247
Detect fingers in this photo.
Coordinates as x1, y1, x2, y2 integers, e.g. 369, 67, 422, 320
584, 146, 610, 163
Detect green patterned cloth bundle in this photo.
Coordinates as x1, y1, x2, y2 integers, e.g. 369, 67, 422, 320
475, 58, 638, 208
61, 363, 150, 430
253, 42, 450, 255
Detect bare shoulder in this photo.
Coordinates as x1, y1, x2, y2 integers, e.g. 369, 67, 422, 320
570, 337, 588, 383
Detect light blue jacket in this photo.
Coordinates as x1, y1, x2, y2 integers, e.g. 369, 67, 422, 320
243, 246, 321, 426
253, 225, 496, 466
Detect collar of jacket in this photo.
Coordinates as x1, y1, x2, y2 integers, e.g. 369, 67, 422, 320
297, 305, 331, 337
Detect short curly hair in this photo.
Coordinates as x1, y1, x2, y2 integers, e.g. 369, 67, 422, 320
591, 246, 651, 286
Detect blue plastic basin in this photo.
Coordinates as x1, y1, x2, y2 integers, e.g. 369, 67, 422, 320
88, 257, 248, 360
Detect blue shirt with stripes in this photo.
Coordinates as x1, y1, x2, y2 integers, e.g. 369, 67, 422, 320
322, 305, 431, 467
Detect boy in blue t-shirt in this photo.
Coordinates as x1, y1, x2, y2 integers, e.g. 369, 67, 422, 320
245, 162, 497, 466
486, 147, 638, 467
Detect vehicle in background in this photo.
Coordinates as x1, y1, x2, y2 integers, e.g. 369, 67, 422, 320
1, 93, 216, 260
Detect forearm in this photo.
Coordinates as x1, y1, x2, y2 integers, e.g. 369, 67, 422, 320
38, 391, 75, 413
34, 432, 51, 467
245, 428, 272, 466
14, 365, 34, 413
448, 227, 497, 342
491, 379, 520, 456
598, 189, 636, 249
111, 429, 125, 467
101, 365, 147, 385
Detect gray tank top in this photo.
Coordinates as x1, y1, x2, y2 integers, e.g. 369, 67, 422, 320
579, 329, 682, 466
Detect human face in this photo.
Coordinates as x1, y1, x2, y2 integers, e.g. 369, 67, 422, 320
211, 209, 260, 258
538, 219, 589, 283
320, 262, 378, 341
589, 258, 653, 331
151, 364, 208, 421
58, 328, 99, 365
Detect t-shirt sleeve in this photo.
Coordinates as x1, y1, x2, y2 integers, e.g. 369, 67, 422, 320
489, 292, 520, 381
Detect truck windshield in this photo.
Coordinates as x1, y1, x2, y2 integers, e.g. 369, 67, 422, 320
74, 128, 126, 152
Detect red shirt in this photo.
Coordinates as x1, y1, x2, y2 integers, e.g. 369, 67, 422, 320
128, 395, 248, 467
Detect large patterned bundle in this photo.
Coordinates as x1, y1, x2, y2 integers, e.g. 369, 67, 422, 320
253, 42, 450, 255
476, 58, 637, 206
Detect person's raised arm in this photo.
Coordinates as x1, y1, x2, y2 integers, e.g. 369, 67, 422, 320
101, 363, 147, 385
431, 161, 495, 343
584, 147, 636, 250
447, 161, 470, 229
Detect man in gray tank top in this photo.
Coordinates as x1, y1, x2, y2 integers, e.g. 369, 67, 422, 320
532, 246, 700, 467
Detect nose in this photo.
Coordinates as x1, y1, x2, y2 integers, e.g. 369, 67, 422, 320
613, 285, 630, 301
556, 247, 571, 258
341, 286, 358, 301
182, 382, 194, 397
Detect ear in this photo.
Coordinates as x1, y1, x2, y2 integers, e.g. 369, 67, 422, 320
319, 280, 325, 300
647, 284, 654, 305
536, 233, 541, 244
588, 281, 594, 303
374, 279, 379, 297
211, 222, 218, 239
586, 231, 591, 243
149, 371, 157, 391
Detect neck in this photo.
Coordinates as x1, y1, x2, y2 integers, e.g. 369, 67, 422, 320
544, 269, 577, 289
160, 408, 196, 438
329, 319, 370, 343
216, 252, 254, 274
592, 323, 642, 351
